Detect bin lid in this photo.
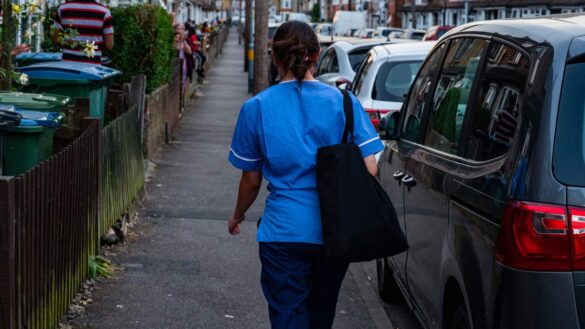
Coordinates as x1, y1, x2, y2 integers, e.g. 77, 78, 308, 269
0, 104, 15, 112
16, 110, 64, 129
15, 52, 62, 65
18, 61, 122, 85
0, 92, 70, 110
0, 109, 21, 133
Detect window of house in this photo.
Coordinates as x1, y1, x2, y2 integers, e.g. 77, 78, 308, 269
465, 42, 530, 161
423, 38, 488, 155
401, 43, 448, 143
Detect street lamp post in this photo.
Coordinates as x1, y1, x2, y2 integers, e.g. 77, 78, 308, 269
443, 0, 446, 26
411, 0, 416, 29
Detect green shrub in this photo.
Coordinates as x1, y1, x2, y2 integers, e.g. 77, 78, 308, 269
111, 5, 174, 93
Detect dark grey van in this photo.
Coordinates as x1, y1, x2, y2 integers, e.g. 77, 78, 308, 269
376, 14, 585, 329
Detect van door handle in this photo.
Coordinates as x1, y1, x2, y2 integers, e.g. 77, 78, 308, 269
393, 171, 405, 181
401, 175, 416, 187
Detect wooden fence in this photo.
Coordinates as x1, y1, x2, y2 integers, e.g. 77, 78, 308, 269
99, 104, 145, 236
0, 119, 100, 329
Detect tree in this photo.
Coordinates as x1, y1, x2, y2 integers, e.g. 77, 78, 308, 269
1, 1, 14, 89
253, 0, 268, 94
311, 3, 320, 22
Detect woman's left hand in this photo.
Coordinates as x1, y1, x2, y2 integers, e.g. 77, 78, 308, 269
228, 213, 245, 235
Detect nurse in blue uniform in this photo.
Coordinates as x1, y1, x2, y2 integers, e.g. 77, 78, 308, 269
228, 21, 383, 329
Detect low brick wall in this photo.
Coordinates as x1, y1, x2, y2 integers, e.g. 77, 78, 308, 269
144, 59, 181, 158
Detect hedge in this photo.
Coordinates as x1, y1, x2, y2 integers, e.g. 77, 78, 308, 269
110, 5, 174, 93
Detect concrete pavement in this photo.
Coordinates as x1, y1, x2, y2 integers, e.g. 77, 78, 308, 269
70, 28, 384, 329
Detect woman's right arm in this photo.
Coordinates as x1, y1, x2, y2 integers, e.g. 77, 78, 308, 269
364, 155, 378, 177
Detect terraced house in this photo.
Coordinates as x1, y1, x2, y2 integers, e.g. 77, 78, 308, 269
390, 0, 585, 29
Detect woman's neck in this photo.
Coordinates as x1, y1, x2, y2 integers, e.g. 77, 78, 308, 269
281, 71, 316, 82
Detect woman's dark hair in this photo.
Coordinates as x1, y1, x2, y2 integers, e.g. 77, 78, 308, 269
272, 21, 320, 81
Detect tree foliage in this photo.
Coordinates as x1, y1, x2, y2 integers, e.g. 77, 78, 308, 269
110, 5, 174, 93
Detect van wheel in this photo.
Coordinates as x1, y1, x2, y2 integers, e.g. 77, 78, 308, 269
449, 304, 471, 329
376, 258, 403, 303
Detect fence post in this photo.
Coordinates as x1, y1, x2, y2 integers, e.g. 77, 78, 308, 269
0, 177, 16, 329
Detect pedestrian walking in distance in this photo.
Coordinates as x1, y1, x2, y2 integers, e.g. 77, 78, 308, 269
228, 21, 383, 329
53, 0, 114, 64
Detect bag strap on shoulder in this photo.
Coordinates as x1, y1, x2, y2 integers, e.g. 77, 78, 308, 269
341, 89, 354, 144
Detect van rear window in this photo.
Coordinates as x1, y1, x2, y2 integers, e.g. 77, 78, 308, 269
554, 62, 585, 186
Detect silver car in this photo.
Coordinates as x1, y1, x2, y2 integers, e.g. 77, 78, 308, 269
352, 41, 436, 128
315, 39, 412, 87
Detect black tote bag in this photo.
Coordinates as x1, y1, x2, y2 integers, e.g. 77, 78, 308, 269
316, 90, 408, 263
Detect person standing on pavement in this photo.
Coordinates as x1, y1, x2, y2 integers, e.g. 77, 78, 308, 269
53, 0, 114, 64
187, 24, 206, 79
227, 21, 383, 329
174, 23, 193, 91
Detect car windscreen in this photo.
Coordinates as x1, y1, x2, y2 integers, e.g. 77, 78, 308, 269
554, 62, 585, 186
268, 27, 278, 39
372, 61, 422, 102
348, 48, 371, 72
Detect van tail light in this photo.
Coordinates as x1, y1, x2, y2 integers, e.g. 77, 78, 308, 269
496, 201, 585, 271
569, 208, 585, 270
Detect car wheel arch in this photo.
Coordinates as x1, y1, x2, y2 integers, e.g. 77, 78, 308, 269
442, 277, 472, 329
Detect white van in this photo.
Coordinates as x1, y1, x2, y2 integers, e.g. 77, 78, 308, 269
332, 11, 366, 36
284, 12, 311, 23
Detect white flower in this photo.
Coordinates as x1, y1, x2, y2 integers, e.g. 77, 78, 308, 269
18, 73, 29, 85
24, 29, 33, 40
83, 41, 98, 58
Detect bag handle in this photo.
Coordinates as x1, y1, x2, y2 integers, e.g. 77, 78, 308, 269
341, 89, 354, 144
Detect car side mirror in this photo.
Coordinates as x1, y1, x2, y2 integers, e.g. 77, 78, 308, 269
336, 77, 352, 90
378, 111, 400, 140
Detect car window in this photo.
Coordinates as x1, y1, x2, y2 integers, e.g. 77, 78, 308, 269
329, 51, 339, 72
554, 61, 585, 186
372, 61, 422, 102
465, 42, 530, 161
401, 43, 448, 142
316, 48, 335, 76
348, 48, 370, 72
423, 38, 487, 155
353, 54, 374, 96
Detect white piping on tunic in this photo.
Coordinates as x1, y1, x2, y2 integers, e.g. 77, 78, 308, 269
230, 148, 263, 162
358, 136, 380, 148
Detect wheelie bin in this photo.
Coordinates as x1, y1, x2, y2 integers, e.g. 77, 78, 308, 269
17, 61, 121, 126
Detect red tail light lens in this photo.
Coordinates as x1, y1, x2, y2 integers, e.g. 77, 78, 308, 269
496, 201, 571, 271
497, 201, 585, 271
569, 208, 585, 270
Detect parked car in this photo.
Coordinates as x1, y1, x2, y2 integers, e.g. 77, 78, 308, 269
423, 25, 454, 41
351, 41, 435, 128
376, 14, 585, 329
316, 23, 334, 36
359, 28, 376, 38
374, 27, 404, 39
389, 29, 426, 41
345, 28, 358, 37
315, 40, 390, 87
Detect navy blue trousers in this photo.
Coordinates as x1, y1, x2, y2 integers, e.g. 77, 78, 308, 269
259, 242, 349, 329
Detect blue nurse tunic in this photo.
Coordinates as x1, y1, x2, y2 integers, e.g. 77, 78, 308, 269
228, 80, 384, 245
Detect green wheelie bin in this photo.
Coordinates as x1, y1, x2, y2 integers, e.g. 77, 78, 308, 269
18, 61, 121, 126
0, 92, 70, 113
2, 109, 64, 176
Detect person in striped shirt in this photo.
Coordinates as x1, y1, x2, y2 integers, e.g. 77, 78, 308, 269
52, 0, 114, 65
